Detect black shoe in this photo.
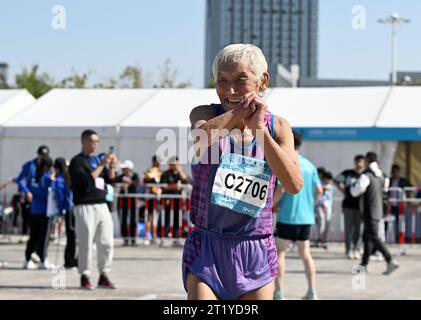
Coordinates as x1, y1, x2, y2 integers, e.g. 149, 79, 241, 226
64, 260, 78, 268
80, 275, 94, 290
98, 274, 116, 289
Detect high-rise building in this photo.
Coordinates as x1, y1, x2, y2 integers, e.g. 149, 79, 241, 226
204, 0, 318, 87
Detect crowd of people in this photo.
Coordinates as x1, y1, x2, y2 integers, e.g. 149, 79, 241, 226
0, 129, 193, 289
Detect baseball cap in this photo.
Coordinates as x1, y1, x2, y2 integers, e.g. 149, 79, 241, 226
120, 160, 134, 170
37, 145, 50, 156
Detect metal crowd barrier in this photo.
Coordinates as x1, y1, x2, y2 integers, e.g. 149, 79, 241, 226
113, 183, 193, 243
308, 187, 421, 245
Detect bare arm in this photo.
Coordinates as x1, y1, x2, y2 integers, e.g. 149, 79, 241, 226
256, 116, 303, 194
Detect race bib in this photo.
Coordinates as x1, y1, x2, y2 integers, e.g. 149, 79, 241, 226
211, 153, 272, 218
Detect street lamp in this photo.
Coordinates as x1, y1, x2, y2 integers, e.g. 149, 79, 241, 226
378, 13, 410, 85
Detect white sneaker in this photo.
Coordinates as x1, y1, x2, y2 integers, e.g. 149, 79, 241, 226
353, 250, 361, 260
143, 239, 151, 246
383, 260, 399, 275
347, 251, 354, 260
151, 238, 161, 245
31, 253, 41, 263
39, 260, 55, 270
18, 235, 29, 243
23, 260, 38, 270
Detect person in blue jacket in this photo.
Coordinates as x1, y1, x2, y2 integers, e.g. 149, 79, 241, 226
53, 157, 77, 269
15, 145, 50, 243
23, 155, 55, 270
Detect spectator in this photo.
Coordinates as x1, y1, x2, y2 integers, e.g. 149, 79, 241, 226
387, 164, 412, 242
116, 160, 140, 246
69, 129, 118, 290
334, 154, 365, 260
160, 156, 191, 244
351, 152, 399, 275
315, 170, 334, 250
52, 158, 77, 269
143, 155, 162, 244
15, 145, 50, 243
273, 131, 322, 300
23, 155, 55, 270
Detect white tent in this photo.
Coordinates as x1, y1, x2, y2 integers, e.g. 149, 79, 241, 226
266, 87, 398, 175
0, 89, 35, 125
0, 89, 36, 185
376, 86, 421, 128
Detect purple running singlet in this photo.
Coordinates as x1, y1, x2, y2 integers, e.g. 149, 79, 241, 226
182, 104, 278, 300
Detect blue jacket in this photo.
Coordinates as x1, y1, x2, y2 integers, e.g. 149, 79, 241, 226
28, 172, 53, 215
52, 175, 73, 213
15, 159, 37, 194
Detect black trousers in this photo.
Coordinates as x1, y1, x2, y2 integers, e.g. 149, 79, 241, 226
64, 210, 78, 267
13, 199, 30, 235
120, 198, 137, 241
25, 215, 51, 262
362, 218, 392, 266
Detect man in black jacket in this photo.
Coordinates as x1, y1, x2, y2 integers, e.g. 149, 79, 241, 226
334, 154, 365, 260
351, 152, 399, 275
69, 130, 118, 290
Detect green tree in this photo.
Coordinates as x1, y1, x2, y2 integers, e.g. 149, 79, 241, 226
119, 66, 143, 88
92, 78, 117, 89
207, 78, 216, 88
59, 68, 90, 88
159, 59, 191, 88
15, 65, 54, 98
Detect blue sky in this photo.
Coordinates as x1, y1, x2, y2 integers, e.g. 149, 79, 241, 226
1, 0, 420, 87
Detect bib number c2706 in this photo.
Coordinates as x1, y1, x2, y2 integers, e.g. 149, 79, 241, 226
224, 173, 268, 201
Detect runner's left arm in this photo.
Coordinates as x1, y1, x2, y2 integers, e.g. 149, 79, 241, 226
259, 116, 303, 195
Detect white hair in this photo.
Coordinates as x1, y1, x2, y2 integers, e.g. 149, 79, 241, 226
212, 44, 268, 82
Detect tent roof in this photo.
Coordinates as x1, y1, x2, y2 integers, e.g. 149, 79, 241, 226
375, 87, 421, 128
0, 90, 21, 105
0, 89, 35, 125
120, 89, 219, 128
267, 87, 390, 127
2, 86, 419, 140
4, 89, 156, 127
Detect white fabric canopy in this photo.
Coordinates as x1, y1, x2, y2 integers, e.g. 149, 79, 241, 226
376, 87, 421, 128
267, 87, 391, 127
0, 89, 35, 125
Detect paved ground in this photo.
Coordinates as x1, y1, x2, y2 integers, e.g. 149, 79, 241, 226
0, 236, 420, 300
